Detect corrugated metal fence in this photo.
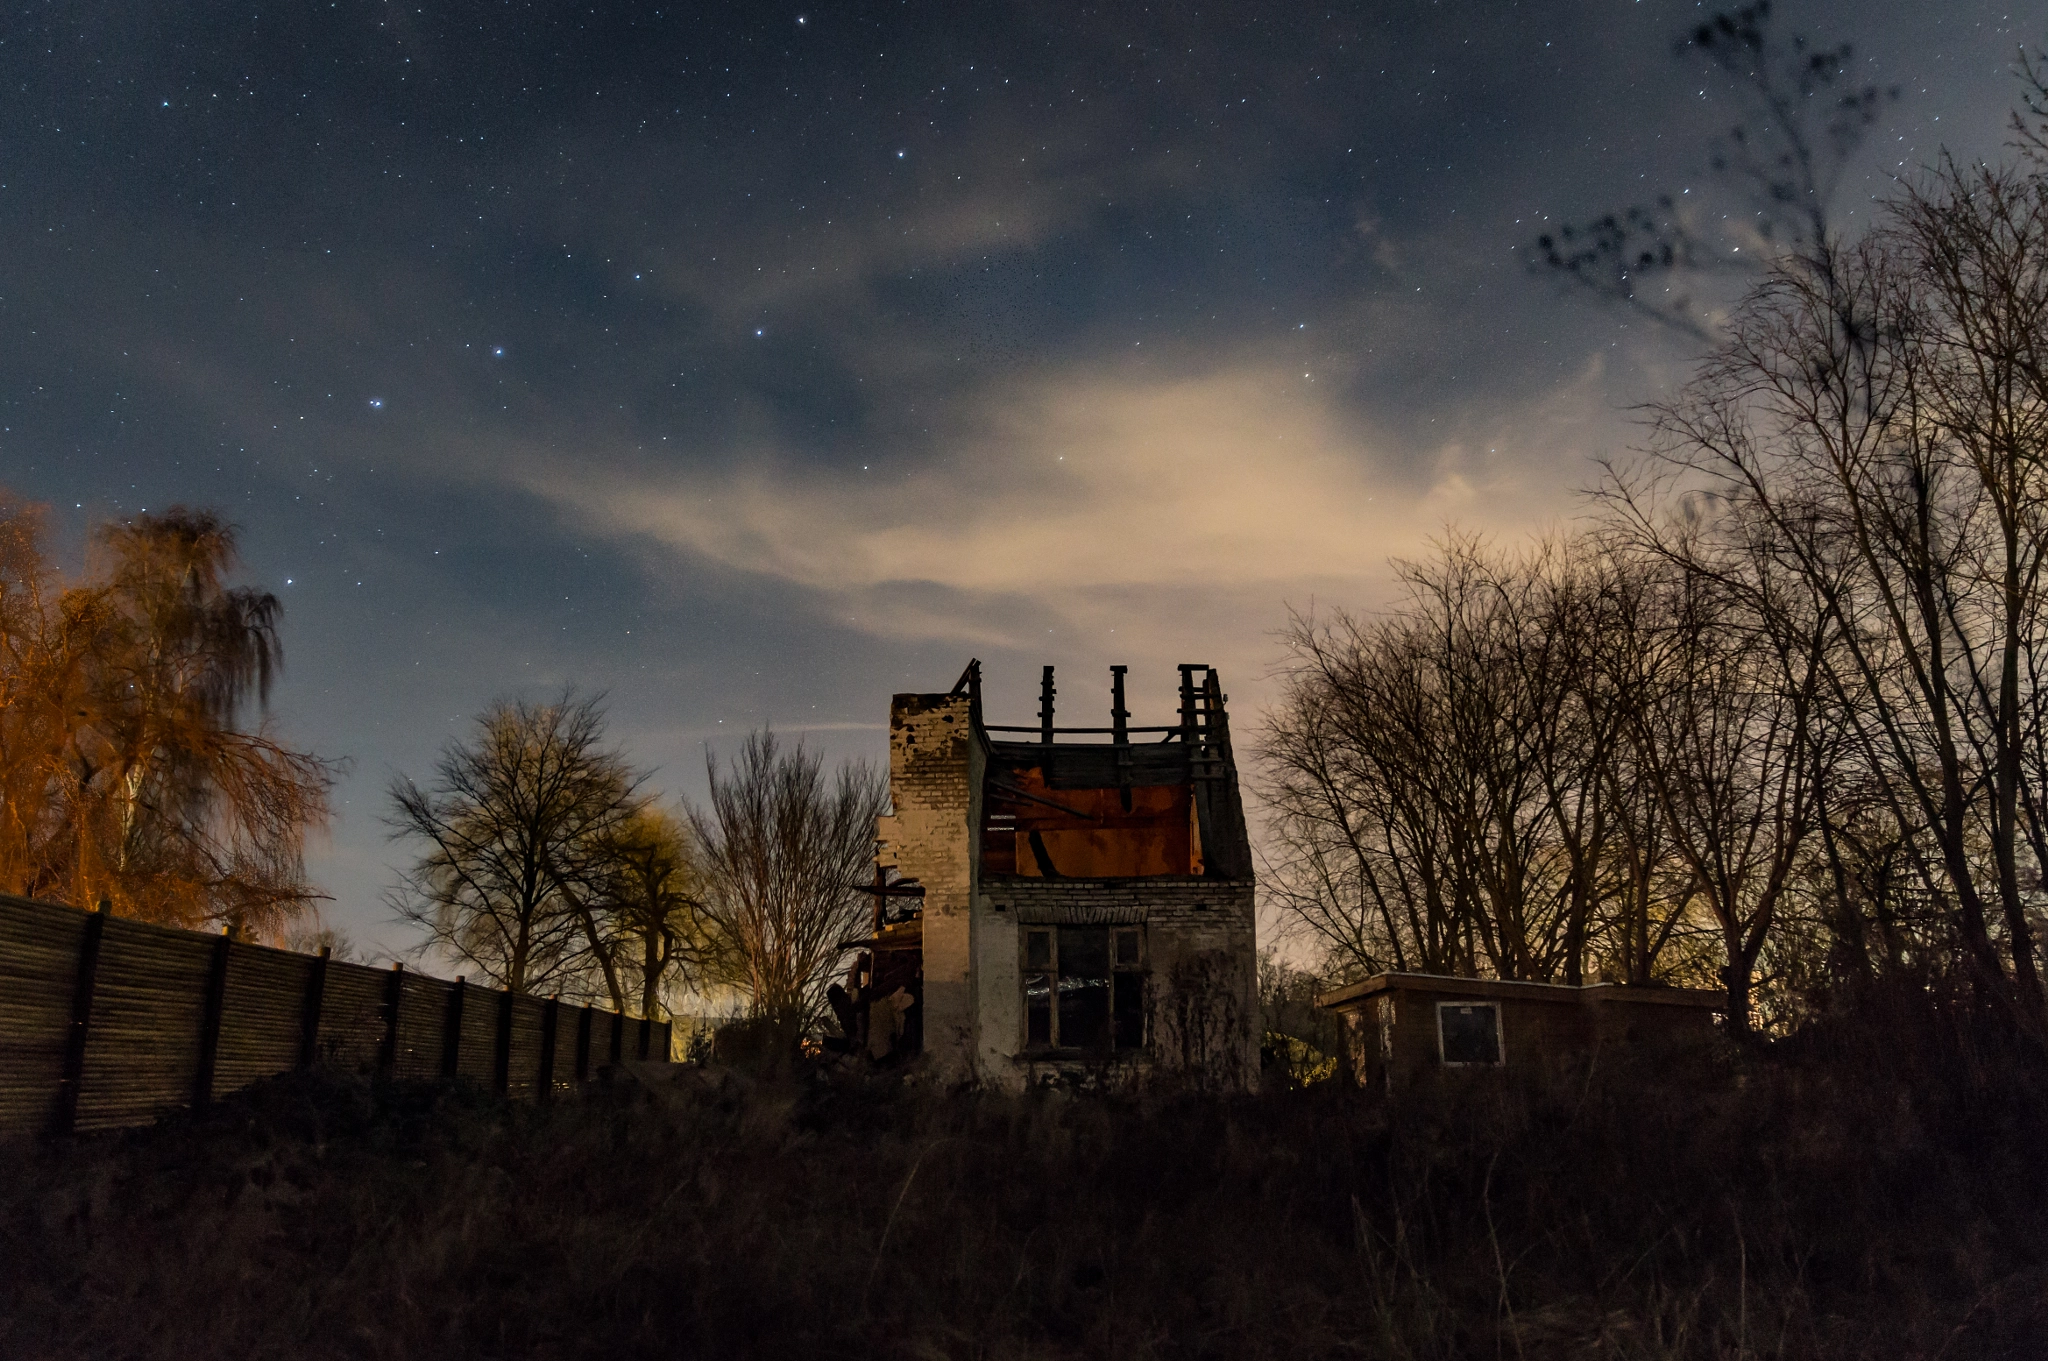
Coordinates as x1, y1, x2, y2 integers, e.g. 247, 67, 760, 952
0, 893, 673, 1135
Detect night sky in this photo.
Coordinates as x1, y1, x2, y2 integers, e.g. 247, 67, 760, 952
2, 0, 2026, 953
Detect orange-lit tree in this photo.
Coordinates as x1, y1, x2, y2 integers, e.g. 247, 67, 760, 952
0, 497, 335, 934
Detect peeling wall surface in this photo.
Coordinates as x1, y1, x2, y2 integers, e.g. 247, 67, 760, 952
873, 664, 1257, 1090
877, 693, 982, 1084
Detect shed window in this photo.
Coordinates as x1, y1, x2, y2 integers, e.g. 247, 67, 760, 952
1436, 1001, 1503, 1066
1023, 926, 1145, 1051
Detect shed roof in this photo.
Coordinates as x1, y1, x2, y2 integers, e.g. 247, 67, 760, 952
1316, 972, 1724, 1012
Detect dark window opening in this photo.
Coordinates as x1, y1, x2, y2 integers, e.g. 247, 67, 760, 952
1438, 1002, 1502, 1066
1025, 972, 1052, 1046
1023, 926, 1146, 1052
1113, 973, 1144, 1049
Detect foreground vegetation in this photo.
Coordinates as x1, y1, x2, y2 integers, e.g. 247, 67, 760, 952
3, 1005, 2042, 1360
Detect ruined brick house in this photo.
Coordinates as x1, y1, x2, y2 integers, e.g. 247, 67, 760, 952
837, 661, 1258, 1088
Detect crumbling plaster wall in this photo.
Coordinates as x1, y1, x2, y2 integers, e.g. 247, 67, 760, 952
877, 694, 983, 1084
981, 877, 1257, 1088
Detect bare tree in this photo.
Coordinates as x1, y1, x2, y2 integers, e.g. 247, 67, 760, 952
388, 692, 642, 997
1263, 536, 1647, 985
588, 805, 715, 1021
0, 500, 335, 934
1636, 158, 2048, 1025
1261, 534, 1727, 997
1620, 551, 1826, 1035
1530, 2, 1894, 338
689, 730, 888, 1039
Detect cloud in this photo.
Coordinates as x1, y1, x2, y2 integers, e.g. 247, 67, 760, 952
520, 354, 1580, 650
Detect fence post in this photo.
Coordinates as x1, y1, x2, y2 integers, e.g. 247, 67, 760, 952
298, 945, 331, 1069
637, 1013, 651, 1060
51, 900, 111, 1136
492, 990, 514, 1095
608, 1009, 624, 1066
574, 1005, 593, 1082
538, 996, 559, 1102
193, 929, 232, 1109
442, 977, 466, 1080
378, 963, 405, 1078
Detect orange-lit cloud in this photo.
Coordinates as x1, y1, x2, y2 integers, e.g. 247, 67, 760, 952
522, 353, 1605, 671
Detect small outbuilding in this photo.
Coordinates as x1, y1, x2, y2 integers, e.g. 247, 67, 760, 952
1316, 973, 1723, 1090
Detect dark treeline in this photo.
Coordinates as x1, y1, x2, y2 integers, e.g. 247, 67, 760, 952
1263, 146, 2048, 1038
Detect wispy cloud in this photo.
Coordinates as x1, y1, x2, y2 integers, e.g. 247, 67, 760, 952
520, 352, 1591, 655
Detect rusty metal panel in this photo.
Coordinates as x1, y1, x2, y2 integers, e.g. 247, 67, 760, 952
0, 895, 92, 1133
988, 741, 1190, 789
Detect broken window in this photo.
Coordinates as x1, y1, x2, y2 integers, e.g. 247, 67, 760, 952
1023, 926, 1145, 1051
1436, 1001, 1503, 1066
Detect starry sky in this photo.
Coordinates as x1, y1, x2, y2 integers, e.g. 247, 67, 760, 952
1, 0, 2028, 954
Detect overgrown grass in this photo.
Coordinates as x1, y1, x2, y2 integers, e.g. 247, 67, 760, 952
3, 1006, 2044, 1359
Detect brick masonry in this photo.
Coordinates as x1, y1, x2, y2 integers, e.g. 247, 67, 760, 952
881, 688, 1257, 1090
877, 693, 983, 1083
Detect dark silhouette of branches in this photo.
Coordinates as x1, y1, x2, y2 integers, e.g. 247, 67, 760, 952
689, 729, 888, 1039
1530, 2, 1897, 339
588, 805, 716, 1020
388, 691, 643, 997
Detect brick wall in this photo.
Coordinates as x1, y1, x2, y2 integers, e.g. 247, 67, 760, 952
881, 691, 1260, 1090
981, 876, 1257, 1087
878, 693, 982, 1083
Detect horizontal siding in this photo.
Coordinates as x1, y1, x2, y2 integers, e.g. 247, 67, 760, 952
0, 898, 92, 1133
0, 894, 669, 1134
392, 975, 452, 1081
457, 986, 500, 1085
595, 1009, 625, 1066
214, 944, 315, 1095
314, 961, 387, 1075
73, 920, 214, 1131
506, 996, 545, 1099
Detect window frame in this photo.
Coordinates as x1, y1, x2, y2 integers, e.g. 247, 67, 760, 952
1021, 925, 1146, 1054
1434, 1000, 1505, 1068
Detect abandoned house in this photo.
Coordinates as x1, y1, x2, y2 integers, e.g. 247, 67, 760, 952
1316, 973, 1724, 1090
833, 661, 1258, 1088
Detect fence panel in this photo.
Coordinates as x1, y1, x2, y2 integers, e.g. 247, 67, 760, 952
214, 943, 316, 1096
0, 898, 93, 1132
393, 974, 451, 1081
455, 981, 499, 1085
506, 996, 545, 1099
0, 894, 670, 1134
314, 960, 387, 1074
73, 919, 215, 1131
